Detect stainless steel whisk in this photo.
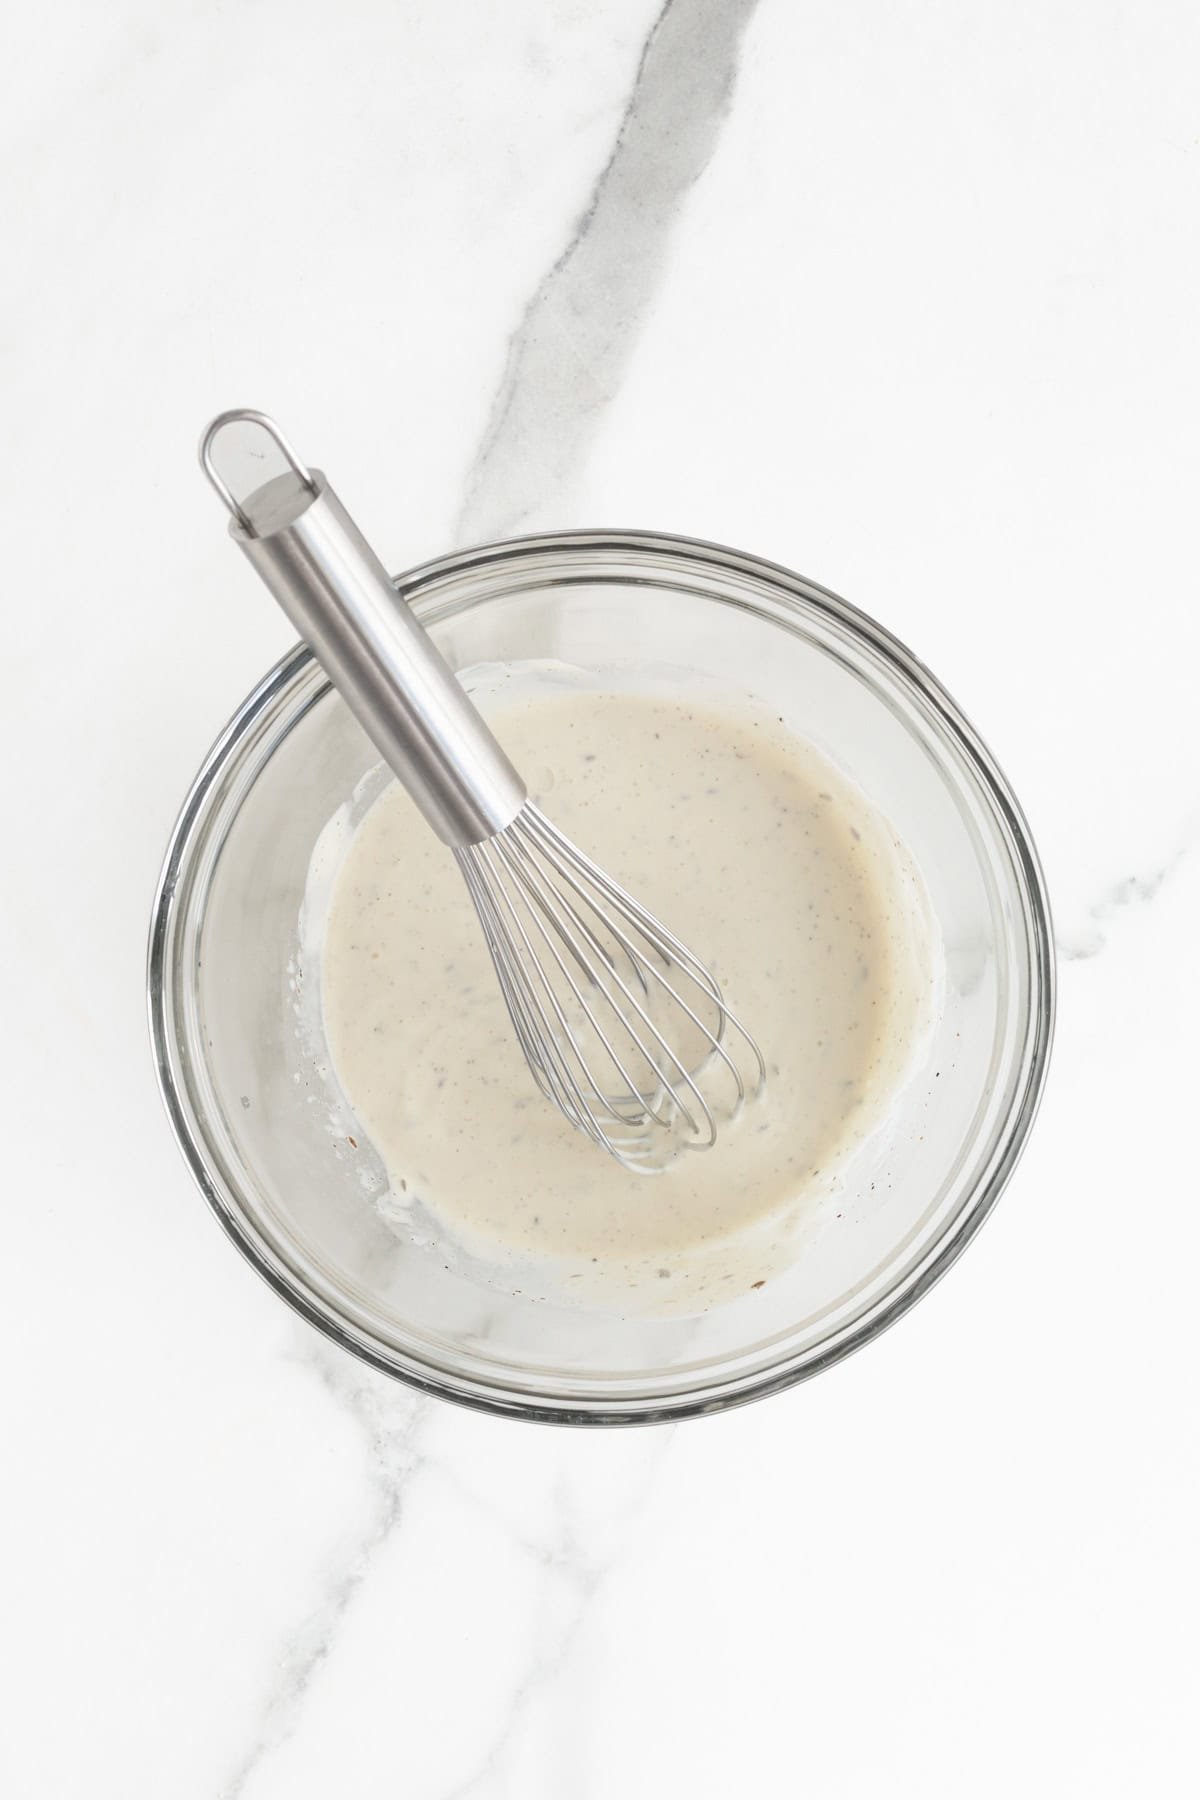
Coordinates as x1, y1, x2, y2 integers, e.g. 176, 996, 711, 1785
201, 411, 765, 1169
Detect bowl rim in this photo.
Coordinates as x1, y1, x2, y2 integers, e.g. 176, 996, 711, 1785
148, 527, 1056, 1425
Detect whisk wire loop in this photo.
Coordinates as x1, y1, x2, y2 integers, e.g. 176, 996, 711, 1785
456, 802, 766, 1171
491, 831, 704, 1138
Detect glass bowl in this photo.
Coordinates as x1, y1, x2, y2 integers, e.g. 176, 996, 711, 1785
149, 531, 1054, 1423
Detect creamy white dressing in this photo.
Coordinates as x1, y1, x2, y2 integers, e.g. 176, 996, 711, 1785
320, 684, 937, 1314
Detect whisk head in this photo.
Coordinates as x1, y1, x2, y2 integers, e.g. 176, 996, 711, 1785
455, 803, 765, 1171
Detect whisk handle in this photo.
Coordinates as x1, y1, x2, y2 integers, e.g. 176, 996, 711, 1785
200, 412, 526, 847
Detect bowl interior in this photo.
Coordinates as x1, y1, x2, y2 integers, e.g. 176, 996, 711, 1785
154, 536, 1052, 1420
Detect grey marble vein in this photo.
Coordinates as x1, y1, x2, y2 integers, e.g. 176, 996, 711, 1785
221, 1343, 430, 1800
1056, 814, 1199, 962
456, 0, 761, 545
437, 1432, 676, 1800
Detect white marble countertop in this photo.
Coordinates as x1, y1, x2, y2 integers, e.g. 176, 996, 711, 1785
5, 2, 1199, 1794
